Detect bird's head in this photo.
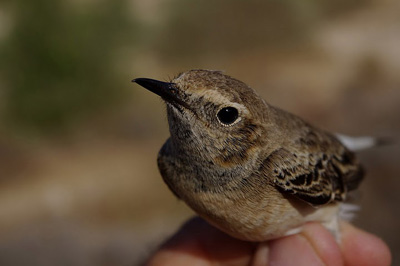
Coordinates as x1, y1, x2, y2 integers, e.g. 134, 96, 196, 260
133, 69, 270, 166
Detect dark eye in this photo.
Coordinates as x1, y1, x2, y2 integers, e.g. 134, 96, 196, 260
217, 107, 239, 125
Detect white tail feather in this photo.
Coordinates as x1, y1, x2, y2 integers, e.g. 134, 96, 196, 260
335, 134, 377, 151
339, 203, 360, 221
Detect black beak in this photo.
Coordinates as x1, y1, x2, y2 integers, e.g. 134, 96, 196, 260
132, 78, 189, 109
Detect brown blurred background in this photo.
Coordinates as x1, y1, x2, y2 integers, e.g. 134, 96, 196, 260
0, 0, 399, 265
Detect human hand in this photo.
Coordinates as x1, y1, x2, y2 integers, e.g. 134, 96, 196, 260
145, 217, 391, 266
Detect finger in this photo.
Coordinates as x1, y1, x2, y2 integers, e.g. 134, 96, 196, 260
301, 222, 344, 266
259, 222, 343, 266
145, 217, 256, 266
340, 221, 392, 266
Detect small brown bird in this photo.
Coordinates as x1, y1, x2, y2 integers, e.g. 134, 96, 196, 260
133, 69, 364, 241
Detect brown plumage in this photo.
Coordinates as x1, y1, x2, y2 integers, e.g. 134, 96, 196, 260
133, 69, 364, 241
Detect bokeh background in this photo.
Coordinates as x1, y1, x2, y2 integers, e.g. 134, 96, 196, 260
0, 0, 399, 265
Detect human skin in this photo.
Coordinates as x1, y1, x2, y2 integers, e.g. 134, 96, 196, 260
145, 217, 391, 266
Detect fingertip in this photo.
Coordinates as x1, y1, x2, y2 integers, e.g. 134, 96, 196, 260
145, 217, 255, 266
268, 233, 326, 266
301, 222, 344, 266
145, 248, 209, 266
145, 218, 210, 266
340, 222, 392, 266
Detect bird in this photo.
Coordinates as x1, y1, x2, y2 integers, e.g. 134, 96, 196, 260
132, 69, 364, 242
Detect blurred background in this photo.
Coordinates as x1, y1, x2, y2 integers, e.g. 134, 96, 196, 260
0, 0, 399, 265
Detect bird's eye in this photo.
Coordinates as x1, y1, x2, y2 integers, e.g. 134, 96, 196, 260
217, 107, 239, 125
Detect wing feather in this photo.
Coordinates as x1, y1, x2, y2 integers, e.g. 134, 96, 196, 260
261, 131, 364, 206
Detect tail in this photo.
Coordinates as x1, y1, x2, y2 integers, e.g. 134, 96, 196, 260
338, 203, 360, 221
335, 134, 393, 152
